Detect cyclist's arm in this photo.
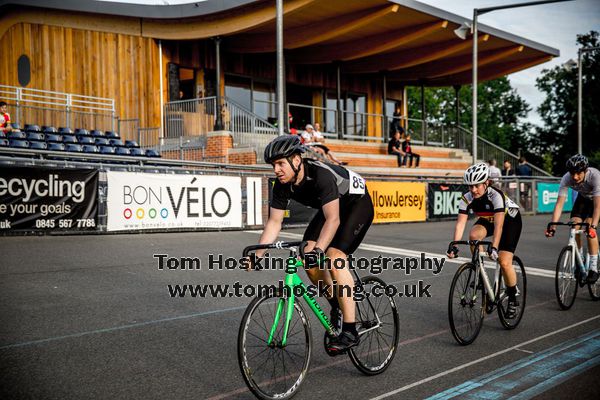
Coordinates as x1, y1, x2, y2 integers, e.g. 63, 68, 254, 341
314, 199, 341, 251
255, 207, 285, 257
492, 211, 505, 250
551, 195, 566, 223
453, 213, 468, 241
592, 196, 600, 227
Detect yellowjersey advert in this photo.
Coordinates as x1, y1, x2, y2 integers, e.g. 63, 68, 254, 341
368, 181, 426, 223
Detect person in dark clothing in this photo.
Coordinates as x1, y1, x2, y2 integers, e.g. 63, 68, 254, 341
387, 131, 405, 167
401, 134, 420, 167
389, 103, 405, 138
516, 156, 532, 176
502, 160, 515, 176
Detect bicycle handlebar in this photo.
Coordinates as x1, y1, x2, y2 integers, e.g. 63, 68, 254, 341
449, 240, 493, 253
547, 222, 590, 231
242, 241, 308, 259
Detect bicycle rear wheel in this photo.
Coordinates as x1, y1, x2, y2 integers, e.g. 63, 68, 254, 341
555, 246, 578, 310
238, 291, 312, 400
497, 256, 527, 329
448, 262, 485, 345
348, 275, 399, 375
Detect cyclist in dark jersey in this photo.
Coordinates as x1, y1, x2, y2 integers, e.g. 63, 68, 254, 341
545, 154, 600, 283
255, 134, 374, 353
447, 163, 523, 318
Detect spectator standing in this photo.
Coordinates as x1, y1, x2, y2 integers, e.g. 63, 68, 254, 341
0, 102, 12, 134
502, 160, 514, 176
389, 103, 405, 138
516, 156, 532, 176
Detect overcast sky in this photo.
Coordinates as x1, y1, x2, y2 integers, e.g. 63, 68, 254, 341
99, 0, 599, 126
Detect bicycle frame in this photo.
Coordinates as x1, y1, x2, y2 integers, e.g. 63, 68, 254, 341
451, 240, 502, 304
549, 222, 591, 284
242, 241, 382, 348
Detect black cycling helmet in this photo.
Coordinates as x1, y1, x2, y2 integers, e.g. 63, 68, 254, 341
566, 154, 588, 173
264, 134, 305, 164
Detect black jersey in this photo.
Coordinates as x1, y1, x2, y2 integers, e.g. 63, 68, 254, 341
270, 159, 366, 210
458, 186, 519, 219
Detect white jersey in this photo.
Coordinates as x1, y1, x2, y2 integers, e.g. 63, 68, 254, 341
558, 167, 600, 199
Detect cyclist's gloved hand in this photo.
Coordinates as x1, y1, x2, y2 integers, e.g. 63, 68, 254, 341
244, 254, 264, 271
488, 247, 499, 261
587, 225, 597, 239
545, 225, 556, 238
304, 247, 326, 269
447, 245, 459, 259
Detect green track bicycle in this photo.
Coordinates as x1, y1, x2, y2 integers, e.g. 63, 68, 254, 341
238, 241, 399, 400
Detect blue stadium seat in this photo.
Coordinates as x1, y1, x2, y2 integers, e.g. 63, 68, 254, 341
129, 147, 144, 156
90, 130, 105, 137
25, 124, 41, 132
82, 145, 99, 153
78, 136, 95, 144
74, 128, 89, 136
125, 140, 140, 148
45, 133, 62, 143
9, 139, 29, 148
0, 131, 5, 138
115, 147, 131, 156
29, 141, 48, 150
26, 132, 44, 141
62, 135, 78, 144
105, 131, 120, 139
95, 137, 110, 146
145, 149, 161, 158
99, 146, 116, 155
8, 131, 27, 139
65, 143, 83, 152
11, 123, 21, 130
43, 126, 57, 133
58, 127, 73, 134
47, 142, 65, 151
0, 138, 8, 146
109, 139, 124, 147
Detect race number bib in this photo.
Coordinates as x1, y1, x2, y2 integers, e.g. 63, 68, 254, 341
348, 169, 366, 195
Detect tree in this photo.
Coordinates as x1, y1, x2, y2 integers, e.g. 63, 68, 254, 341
407, 77, 533, 157
533, 31, 600, 174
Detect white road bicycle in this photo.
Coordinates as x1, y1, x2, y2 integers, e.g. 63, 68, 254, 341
549, 222, 600, 310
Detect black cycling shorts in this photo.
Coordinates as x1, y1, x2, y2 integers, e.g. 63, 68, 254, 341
474, 211, 522, 253
303, 191, 374, 255
570, 194, 594, 220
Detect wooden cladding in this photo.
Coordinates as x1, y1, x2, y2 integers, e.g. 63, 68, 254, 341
0, 22, 161, 131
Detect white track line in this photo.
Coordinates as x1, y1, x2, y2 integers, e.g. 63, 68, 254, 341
368, 315, 600, 400
243, 231, 555, 278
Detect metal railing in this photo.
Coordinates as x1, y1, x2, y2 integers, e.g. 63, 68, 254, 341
164, 97, 217, 139
457, 126, 551, 177
0, 85, 116, 131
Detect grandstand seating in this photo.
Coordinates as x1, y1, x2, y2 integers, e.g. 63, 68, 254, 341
1, 124, 161, 159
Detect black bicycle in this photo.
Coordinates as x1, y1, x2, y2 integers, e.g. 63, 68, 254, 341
447, 240, 527, 345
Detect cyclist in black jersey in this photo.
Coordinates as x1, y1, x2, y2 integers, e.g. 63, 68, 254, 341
447, 163, 523, 318
253, 135, 374, 353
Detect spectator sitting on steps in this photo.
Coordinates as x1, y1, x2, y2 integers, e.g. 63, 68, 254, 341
401, 133, 420, 168
302, 124, 346, 166
387, 131, 405, 167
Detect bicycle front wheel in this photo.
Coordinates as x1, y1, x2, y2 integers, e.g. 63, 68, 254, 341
348, 276, 399, 375
238, 291, 312, 400
448, 262, 485, 345
497, 256, 527, 329
588, 275, 600, 301
555, 246, 578, 310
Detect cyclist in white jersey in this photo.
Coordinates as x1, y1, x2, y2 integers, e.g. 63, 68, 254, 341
545, 154, 600, 284
447, 163, 523, 318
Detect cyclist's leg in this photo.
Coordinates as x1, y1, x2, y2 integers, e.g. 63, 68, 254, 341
580, 197, 599, 281
469, 219, 490, 255
498, 212, 522, 285
302, 212, 335, 297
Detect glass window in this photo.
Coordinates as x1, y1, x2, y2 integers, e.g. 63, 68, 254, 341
225, 75, 251, 110
253, 81, 276, 120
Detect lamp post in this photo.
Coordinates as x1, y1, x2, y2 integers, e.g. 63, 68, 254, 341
577, 46, 600, 154
454, 0, 573, 164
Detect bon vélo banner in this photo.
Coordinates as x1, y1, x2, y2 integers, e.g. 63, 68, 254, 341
368, 181, 426, 223
106, 171, 242, 231
428, 183, 468, 219
0, 166, 98, 231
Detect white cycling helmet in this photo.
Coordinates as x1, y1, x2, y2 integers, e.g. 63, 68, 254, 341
464, 163, 490, 185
